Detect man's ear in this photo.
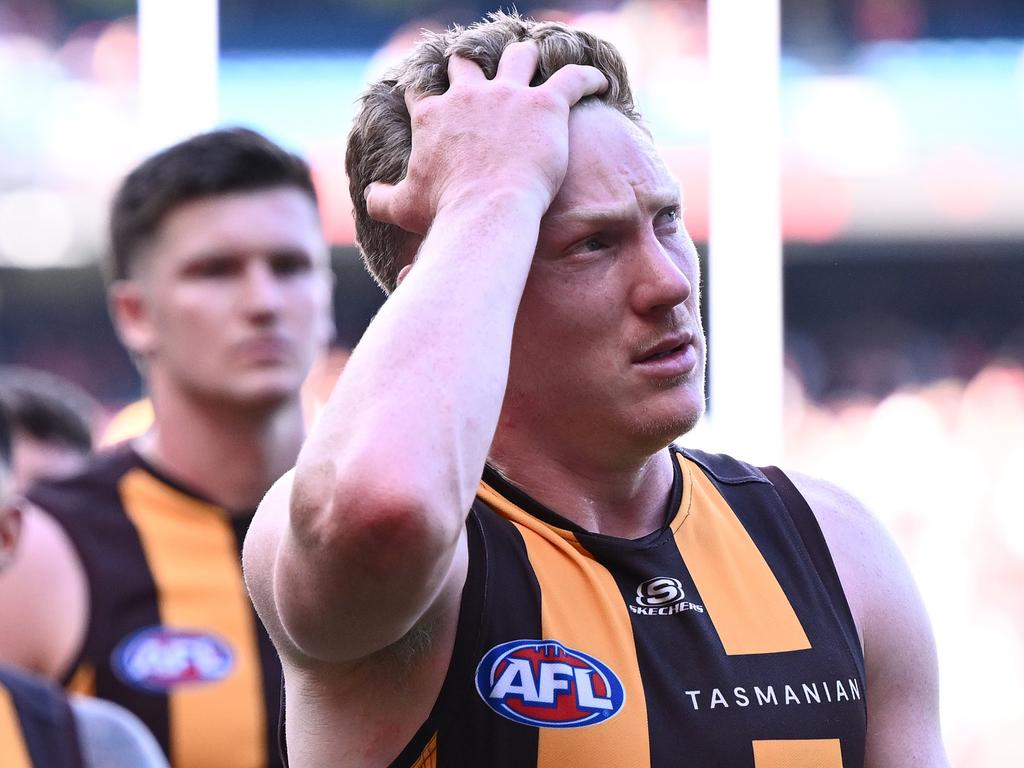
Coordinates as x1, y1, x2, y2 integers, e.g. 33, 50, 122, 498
396, 263, 414, 287
108, 280, 157, 358
393, 229, 425, 291
0, 502, 22, 571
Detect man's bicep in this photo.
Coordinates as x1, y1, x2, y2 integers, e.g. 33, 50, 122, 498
790, 473, 948, 767
861, 528, 949, 768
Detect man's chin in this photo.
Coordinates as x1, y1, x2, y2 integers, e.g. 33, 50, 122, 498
632, 396, 705, 450
208, 376, 303, 412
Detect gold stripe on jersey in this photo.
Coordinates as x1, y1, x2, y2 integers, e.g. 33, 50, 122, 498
0, 684, 32, 768
673, 457, 811, 655
66, 663, 95, 697
120, 468, 265, 768
478, 483, 651, 768
752, 738, 843, 767
410, 733, 437, 768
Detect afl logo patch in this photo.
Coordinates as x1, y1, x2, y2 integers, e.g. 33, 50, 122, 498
475, 640, 625, 728
112, 626, 234, 693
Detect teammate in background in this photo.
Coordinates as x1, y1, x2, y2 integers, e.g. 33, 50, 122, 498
0, 366, 97, 492
97, 346, 352, 448
0, 403, 168, 767
244, 12, 948, 768
0, 128, 335, 768
0, 369, 98, 705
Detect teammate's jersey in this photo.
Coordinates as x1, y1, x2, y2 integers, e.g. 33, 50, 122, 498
389, 447, 867, 768
27, 444, 283, 768
0, 665, 84, 768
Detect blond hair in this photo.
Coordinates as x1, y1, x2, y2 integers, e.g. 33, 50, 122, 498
345, 10, 640, 292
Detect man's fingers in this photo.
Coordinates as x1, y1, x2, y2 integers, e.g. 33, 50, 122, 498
403, 86, 423, 118
365, 182, 429, 235
494, 40, 540, 83
364, 181, 399, 225
447, 54, 487, 84
543, 64, 609, 108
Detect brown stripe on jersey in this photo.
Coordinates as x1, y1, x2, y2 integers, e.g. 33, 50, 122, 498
673, 456, 811, 655
0, 684, 32, 768
760, 466, 864, 673
65, 664, 95, 697
752, 738, 843, 766
410, 733, 437, 767
120, 468, 266, 768
477, 483, 651, 768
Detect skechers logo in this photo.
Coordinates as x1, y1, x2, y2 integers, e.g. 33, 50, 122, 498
112, 626, 234, 692
475, 640, 625, 728
630, 576, 705, 616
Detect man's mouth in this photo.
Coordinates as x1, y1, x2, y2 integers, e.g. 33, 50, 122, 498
632, 331, 698, 377
634, 331, 694, 364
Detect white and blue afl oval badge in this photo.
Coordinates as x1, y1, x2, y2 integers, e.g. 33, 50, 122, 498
475, 639, 625, 728
112, 626, 234, 693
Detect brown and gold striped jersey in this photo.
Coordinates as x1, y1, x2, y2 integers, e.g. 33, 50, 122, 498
386, 446, 866, 767
28, 445, 282, 768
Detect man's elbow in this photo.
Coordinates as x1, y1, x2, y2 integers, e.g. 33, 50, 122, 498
271, 468, 463, 660
288, 456, 462, 564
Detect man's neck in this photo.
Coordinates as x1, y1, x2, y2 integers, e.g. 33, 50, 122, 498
488, 439, 676, 539
134, 393, 305, 513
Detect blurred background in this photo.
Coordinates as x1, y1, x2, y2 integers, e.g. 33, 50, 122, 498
0, 0, 1021, 763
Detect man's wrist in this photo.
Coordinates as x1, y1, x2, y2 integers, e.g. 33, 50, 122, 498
434, 184, 550, 231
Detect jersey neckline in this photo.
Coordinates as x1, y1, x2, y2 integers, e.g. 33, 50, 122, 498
125, 442, 256, 518
479, 445, 685, 548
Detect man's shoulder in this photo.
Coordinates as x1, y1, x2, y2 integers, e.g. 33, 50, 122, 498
674, 445, 769, 485
70, 694, 169, 767
785, 472, 892, 569
783, 471, 913, 648
25, 442, 140, 514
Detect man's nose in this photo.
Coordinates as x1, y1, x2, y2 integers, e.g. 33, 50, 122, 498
630, 235, 692, 315
240, 261, 283, 318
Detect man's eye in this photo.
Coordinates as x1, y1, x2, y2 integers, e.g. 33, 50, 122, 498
188, 259, 236, 278
655, 207, 682, 234
271, 253, 313, 276
567, 235, 608, 257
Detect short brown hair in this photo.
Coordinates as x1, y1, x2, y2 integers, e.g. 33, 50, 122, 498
0, 366, 96, 453
109, 128, 318, 281
346, 10, 640, 292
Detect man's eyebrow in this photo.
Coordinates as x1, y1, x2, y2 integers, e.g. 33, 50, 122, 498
542, 187, 683, 230
542, 205, 635, 229
179, 250, 238, 265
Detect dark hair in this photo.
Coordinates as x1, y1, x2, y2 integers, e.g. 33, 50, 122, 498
346, 10, 640, 292
108, 127, 319, 280
0, 367, 96, 453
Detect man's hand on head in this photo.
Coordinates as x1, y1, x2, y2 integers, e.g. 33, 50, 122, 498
364, 41, 608, 236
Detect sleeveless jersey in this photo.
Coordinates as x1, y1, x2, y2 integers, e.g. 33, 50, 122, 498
388, 447, 867, 768
27, 444, 283, 768
0, 665, 84, 768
